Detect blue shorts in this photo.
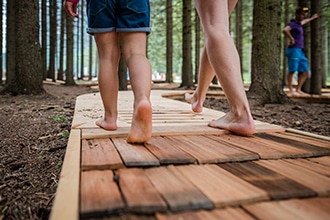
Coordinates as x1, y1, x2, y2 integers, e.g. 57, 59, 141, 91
285, 47, 310, 73
86, 0, 151, 34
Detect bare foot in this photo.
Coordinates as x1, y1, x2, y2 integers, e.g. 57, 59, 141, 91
296, 90, 310, 96
96, 118, 117, 130
127, 100, 152, 144
208, 112, 256, 136
184, 92, 203, 113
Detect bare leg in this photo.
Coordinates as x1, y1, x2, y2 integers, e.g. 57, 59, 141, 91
296, 72, 309, 95
185, 47, 213, 113
195, 0, 255, 135
94, 32, 120, 130
121, 32, 152, 143
287, 72, 294, 93
185, 0, 238, 113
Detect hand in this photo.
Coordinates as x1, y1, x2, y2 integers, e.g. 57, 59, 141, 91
289, 39, 295, 46
311, 13, 318, 19
63, 0, 78, 18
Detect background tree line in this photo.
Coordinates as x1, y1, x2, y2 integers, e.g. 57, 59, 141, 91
0, 0, 329, 105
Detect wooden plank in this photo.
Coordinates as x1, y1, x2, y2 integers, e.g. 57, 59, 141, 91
246, 134, 314, 158
243, 198, 330, 220
145, 136, 196, 164
272, 132, 330, 149
50, 129, 81, 220
81, 138, 124, 171
80, 170, 125, 217
116, 168, 167, 213
165, 135, 258, 164
257, 159, 330, 196
255, 133, 330, 157
199, 135, 259, 162
286, 128, 330, 142
284, 158, 330, 177
308, 156, 330, 167
165, 136, 221, 164
156, 207, 254, 220
209, 134, 311, 159
219, 161, 316, 199
196, 207, 255, 220
175, 164, 269, 208
111, 138, 160, 167
144, 165, 213, 212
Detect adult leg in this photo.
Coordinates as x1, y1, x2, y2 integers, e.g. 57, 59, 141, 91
121, 32, 152, 143
185, 0, 238, 113
296, 71, 308, 94
195, 0, 255, 135
94, 32, 120, 130
287, 72, 295, 93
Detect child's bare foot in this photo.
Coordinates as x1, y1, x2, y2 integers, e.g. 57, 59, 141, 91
96, 118, 117, 130
127, 100, 152, 144
184, 92, 203, 113
208, 112, 255, 136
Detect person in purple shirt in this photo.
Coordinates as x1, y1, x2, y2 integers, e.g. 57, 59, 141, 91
283, 7, 318, 95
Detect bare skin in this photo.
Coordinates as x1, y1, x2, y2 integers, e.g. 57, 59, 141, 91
64, 1, 152, 143
126, 99, 152, 143
190, 0, 255, 135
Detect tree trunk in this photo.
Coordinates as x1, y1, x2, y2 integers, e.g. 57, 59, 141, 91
0, 0, 3, 85
41, 0, 47, 79
194, 9, 201, 84
80, 0, 85, 80
2, 0, 44, 95
48, 0, 57, 82
310, 0, 322, 94
89, 36, 93, 80
282, 0, 290, 86
235, 0, 243, 78
65, 13, 76, 86
118, 53, 128, 91
58, 2, 65, 81
166, 0, 173, 83
249, 0, 287, 105
180, 0, 193, 88
5, 0, 15, 85
298, 0, 311, 93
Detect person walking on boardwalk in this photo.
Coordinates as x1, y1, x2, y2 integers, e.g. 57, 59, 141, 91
283, 7, 318, 95
186, 0, 255, 136
64, 0, 152, 143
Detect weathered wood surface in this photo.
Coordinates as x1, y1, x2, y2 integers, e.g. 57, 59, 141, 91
51, 90, 330, 220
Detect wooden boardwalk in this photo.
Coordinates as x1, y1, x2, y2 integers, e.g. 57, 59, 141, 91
50, 90, 330, 220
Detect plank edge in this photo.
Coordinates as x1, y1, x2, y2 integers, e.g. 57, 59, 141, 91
50, 129, 81, 220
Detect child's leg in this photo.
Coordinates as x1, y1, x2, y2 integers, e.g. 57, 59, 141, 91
120, 32, 152, 143
94, 32, 121, 130
195, 0, 255, 135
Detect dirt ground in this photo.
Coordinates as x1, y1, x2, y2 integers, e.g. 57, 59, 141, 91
0, 83, 329, 220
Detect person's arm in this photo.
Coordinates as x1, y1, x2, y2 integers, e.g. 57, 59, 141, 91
283, 25, 295, 46
301, 13, 318, 25
63, 0, 79, 18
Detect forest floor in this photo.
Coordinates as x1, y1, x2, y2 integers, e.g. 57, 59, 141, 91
0, 83, 329, 219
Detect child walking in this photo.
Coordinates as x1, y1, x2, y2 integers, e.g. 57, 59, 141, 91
64, 0, 152, 143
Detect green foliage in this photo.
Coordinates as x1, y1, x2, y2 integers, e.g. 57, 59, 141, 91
52, 115, 67, 121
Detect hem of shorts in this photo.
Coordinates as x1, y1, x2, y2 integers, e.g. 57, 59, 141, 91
87, 27, 151, 34
116, 27, 151, 33
86, 27, 115, 34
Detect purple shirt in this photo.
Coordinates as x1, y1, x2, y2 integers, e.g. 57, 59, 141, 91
288, 19, 304, 48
